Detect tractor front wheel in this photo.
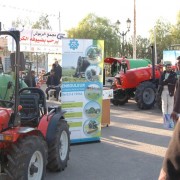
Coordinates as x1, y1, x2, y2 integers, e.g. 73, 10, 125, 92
111, 89, 129, 106
47, 119, 70, 172
5, 135, 47, 180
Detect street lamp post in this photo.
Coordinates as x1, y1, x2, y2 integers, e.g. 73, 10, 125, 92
116, 18, 131, 56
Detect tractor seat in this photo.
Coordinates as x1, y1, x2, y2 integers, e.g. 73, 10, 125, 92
19, 93, 40, 126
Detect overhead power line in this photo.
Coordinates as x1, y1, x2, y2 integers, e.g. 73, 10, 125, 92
0, 4, 57, 17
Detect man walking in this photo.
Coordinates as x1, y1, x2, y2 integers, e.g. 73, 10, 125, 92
159, 64, 177, 126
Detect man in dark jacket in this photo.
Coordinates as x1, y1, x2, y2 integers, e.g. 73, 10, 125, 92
158, 58, 180, 180
159, 64, 177, 118
24, 70, 36, 87
54, 60, 62, 83
45, 70, 60, 100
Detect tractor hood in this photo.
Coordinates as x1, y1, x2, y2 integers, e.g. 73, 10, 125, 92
115, 66, 161, 89
0, 108, 12, 131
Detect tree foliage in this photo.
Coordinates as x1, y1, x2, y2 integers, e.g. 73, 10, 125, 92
66, 13, 155, 59
12, 17, 32, 29
171, 11, 180, 47
66, 13, 119, 58
149, 18, 173, 60
136, 36, 151, 59
32, 14, 52, 30
12, 14, 52, 30
123, 36, 151, 59
149, 11, 180, 61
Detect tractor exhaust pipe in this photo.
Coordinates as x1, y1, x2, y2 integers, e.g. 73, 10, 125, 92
151, 45, 155, 80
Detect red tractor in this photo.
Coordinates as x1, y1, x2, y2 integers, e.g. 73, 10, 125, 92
0, 28, 70, 179
106, 48, 162, 109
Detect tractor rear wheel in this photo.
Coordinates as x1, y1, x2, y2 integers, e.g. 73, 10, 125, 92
135, 81, 156, 109
47, 119, 70, 172
5, 135, 47, 180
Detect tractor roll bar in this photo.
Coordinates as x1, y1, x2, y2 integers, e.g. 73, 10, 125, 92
0, 24, 21, 126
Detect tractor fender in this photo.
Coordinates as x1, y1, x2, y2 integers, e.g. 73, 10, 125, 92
0, 127, 44, 143
45, 112, 65, 144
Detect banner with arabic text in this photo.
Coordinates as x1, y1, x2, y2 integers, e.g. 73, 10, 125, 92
8, 29, 65, 53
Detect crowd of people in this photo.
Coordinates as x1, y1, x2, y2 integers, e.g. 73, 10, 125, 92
23, 59, 62, 101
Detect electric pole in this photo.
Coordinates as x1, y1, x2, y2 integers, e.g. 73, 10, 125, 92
133, 0, 136, 59
154, 26, 157, 64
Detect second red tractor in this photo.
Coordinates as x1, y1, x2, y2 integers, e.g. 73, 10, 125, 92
105, 53, 162, 109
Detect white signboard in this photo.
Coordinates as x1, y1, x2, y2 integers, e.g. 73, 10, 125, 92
103, 89, 113, 100
61, 39, 104, 144
163, 50, 180, 65
8, 29, 64, 53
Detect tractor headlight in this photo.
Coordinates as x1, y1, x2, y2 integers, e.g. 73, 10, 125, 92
0, 134, 13, 141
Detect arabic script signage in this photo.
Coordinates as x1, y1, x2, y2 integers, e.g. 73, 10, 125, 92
8, 29, 64, 53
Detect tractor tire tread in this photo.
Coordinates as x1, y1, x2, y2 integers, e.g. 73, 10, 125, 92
135, 81, 156, 110
47, 119, 70, 172
4, 135, 47, 180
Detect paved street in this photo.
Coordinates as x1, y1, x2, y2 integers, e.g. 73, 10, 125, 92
46, 100, 173, 180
